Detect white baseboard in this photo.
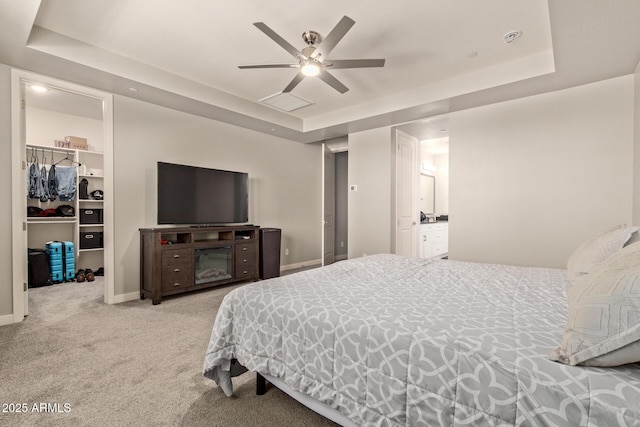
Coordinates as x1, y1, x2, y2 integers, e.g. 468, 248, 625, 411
280, 258, 322, 272
0, 313, 18, 326
111, 291, 140, 304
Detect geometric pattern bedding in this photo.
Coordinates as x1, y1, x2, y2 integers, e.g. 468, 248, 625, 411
203, 254, 640, 426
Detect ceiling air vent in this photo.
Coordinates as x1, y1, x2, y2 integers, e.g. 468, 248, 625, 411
260, 92, 314, 112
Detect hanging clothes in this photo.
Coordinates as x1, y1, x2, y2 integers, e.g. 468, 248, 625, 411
47, 164, 58, 201
55, 166, 77, 201
28, 161, 46, 200
39, 164, 50, 202
28, 161, 39, 198
28, 148, 38, 198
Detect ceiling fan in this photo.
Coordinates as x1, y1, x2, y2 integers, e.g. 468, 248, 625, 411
238, 16, 385, 94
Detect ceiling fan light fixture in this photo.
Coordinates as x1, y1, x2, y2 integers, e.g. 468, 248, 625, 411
301, 60, 321, 77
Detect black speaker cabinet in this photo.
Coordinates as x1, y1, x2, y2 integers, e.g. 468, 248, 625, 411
259, 228, 281, 280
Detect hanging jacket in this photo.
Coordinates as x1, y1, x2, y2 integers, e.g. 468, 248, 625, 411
32, 162, 46, 200
39, 165, 50, 202
47, 164, 57, 201
55, 166, 77, 201
28, 162, 40, 199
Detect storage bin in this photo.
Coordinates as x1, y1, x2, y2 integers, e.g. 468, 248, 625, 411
80, 231, 103, 249
80, 208, 103, 224
65, 136, 88, 150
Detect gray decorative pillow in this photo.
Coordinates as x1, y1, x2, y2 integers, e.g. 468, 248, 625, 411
551, 242, 640, 366
566, 225, 638, 281
625, 230, 640, 247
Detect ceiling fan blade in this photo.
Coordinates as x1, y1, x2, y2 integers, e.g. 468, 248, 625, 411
318, 70, 349, 94
238, 64, 298, 69
282, 72, 305, 93
327, 59, 386, 69
253, 22, 304, 59
311, 16, 355, 60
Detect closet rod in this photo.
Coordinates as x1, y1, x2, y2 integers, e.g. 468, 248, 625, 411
26, 144, 77, 156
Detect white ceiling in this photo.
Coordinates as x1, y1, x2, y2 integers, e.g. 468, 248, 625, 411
2, 0, 640, 143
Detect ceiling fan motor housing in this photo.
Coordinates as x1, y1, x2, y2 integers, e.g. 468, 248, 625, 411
301, 45, 318, 60
302, 30, 321, 46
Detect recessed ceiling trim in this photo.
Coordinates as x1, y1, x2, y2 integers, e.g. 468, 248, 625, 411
26, 25, 304, 131
305, 49, 555, 132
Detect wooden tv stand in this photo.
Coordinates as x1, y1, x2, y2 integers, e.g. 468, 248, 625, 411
139, 225, 259, 304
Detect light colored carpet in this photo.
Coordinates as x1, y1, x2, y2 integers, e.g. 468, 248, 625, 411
0, 279, 337, 426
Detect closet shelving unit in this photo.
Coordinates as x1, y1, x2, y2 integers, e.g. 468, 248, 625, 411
77, 149, 104, 257
26, 143, 105, 264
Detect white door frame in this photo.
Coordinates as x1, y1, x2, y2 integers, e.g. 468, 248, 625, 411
10, 69, 115, 323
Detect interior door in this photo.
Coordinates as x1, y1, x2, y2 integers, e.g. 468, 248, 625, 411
18, 80, 28, 316
395, 130, 418, 257
322, 143, 335, 266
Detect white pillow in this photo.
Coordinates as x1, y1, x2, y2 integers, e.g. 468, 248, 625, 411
550, 242, 640, 366
566, 225, 638, 281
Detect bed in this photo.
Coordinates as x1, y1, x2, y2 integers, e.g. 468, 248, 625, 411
203, 250, 640, 426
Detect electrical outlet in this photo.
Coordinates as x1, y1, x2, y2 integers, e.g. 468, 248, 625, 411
285, 248, 289, 256
340, 241, 344, 248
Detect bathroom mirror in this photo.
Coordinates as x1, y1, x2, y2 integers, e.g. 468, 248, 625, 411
420, 173, 435, 214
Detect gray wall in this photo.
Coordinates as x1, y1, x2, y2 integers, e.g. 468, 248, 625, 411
348, 127, 392, 258
113, 95, 322, 296
449, 75, 634, 268
0, 64, 12, 317
345, 75, 638, 268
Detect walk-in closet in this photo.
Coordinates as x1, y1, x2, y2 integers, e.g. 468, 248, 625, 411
26, 85, 105, 281
18, 75, 112, 315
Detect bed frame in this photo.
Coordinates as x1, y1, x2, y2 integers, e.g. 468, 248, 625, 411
256, 372, 358, 427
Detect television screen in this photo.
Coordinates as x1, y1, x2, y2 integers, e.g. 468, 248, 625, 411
157, 162, 248, 225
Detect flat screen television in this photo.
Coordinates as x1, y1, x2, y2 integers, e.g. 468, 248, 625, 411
157, 161, 248, 225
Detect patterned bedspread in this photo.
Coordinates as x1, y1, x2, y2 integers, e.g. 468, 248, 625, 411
203, 254, 640, 426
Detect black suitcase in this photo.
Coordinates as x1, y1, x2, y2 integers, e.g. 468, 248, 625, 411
28, 248, 52, 288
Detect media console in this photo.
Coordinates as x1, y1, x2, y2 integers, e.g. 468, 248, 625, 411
139, 225, 259, 304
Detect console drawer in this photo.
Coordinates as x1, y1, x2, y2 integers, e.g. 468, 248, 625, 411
161, 249, 192, 291
234, 243, 256, 279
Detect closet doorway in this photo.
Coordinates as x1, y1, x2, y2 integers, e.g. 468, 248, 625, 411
10, 70, 114, 322
321, 138, 349, 266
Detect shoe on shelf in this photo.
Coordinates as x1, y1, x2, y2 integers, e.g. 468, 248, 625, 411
94, 267, 104, 276
76, 269, 86, 283
85, 269, 95, 282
